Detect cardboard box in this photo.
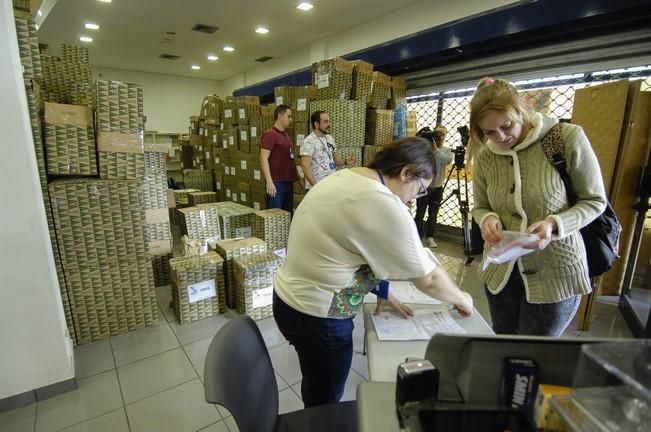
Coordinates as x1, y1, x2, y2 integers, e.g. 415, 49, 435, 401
366, 109, 395, 146
260, 104, 276, 117
312, 57, 354, 100
233, 253, 282, 320
200, 95, 223, 122
390, 76, 407, 109
310, 100, 366, 147
251, 191, 266, 211
234, 95, 261, 106
370, 71, 392, 109
253, 209, 290, 253
183, 169, 214, 191
238, 127, 251, 153
238, 181, 252, 206
351, 60, 374, 104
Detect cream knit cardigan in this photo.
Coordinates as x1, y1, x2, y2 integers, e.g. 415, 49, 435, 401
472, 113, 607, 303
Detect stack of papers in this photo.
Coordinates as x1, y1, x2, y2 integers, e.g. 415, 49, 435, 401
371, 308, 466, 341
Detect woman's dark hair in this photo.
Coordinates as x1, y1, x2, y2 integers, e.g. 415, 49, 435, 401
274, 104, 291, 120
310, 110, 326, 129
368, 137, 435, 180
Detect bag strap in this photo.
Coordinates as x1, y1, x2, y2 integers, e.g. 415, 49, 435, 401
540, 123, 578, 205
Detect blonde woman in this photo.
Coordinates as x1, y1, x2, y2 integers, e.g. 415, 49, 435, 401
469, 78, 606, 336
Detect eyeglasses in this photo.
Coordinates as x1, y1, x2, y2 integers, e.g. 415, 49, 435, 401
414, 178, 428, 199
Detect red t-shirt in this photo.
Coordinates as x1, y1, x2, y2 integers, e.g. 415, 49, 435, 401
260, 127, 298, 182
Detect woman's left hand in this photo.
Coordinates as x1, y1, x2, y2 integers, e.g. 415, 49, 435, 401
374, 295, 414, 319
525, 218, 557, 250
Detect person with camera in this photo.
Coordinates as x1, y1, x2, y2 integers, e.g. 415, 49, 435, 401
414, 125, 454, 248
470, 77, 606, 336
273, 137, 474, 408
300, 111, 354, 190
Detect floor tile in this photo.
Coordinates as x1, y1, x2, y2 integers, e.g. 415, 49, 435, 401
156, 285, 172, 309
215, 405, 231, 421
268, 343, 301, 386
73, 340, 115, 380
184, 336, 213, 377
57, 408, 129, 432
341, 370, 367, 402
198, 420, 230, 432
275, 372, 289, 391
223, 416, 239, 432
126, 379, 221, 432
278, 388, 303, 414
169, 314, 230, 346
255, 316, 286, 349
35, 370, 123, 432
583, 311, 634, 339
118, 347, 197, 404
351, 352, 369, 380
353, 322, 365, 353
0, 403, 35, 432
111, 323, 180, 366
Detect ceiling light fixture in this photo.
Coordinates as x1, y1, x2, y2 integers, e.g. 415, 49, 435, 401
79, 36, 93, 43
207, 55, 218, 61
85, 23, 100, 30
37, 10, 42, 16
191, 65, 201, 70
255, 27, 270, 34
223, 46, 235, 52
97, 0, 112, 3
296, 2, 314, 11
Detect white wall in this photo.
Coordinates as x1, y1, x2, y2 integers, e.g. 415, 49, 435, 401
0, 2, 74, 399
221, 0, 516, 95
93, 67, 222, 133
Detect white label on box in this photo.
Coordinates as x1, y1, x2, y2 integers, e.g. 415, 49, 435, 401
230, 167, 236, 175
297, 98, 307, 111
240, 192, 247, 202
273, 248, 287, 260
188, 279, 216, 304
169, 145, 175, 157
239, 108, 246, 119
275, 96, 284, 105
223, 139, 228, 149
229, 136, 234, 146
339, 90, 346, 100
205, 151, 210, 160
199, 128, 204, 136
388, 87, 392, 99
317, 73, 330, 89
224, 166, 229, 175
235, 226, 252, 238
215, 157, 220, 165
251, 127, 257, 138
241, 131, 247, 141
220, 122, 224, 130
224, 109, 233, 118
199, 209, 207, 227
252, 287, 273, 309
232, 194, 238, 202
296, 134, 305, 146
253, 202, 261, 211
240, 160, 247, 170
204, 128, 208, 137
216, 181, 221, 190
254, 170, 261, 180
226, 189, 231, 198
213, 134, 217, 143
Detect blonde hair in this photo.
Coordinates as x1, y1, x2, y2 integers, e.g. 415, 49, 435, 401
469, 78, 534, 144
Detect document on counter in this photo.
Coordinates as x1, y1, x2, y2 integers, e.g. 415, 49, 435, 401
363, 281, 442, 305
371, 308, 466, 341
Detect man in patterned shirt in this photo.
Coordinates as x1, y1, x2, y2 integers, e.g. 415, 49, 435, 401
300, 111, 354, 190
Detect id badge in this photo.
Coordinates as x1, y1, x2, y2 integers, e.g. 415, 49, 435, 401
329, 162, 336, 170
289, 148, 295, 160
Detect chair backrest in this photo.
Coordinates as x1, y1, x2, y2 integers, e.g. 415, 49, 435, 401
204, 316, 279, 432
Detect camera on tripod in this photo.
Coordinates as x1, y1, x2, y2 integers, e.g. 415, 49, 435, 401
452, 126, 470, 169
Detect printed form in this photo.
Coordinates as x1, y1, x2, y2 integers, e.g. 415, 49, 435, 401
371, 308, 466, 341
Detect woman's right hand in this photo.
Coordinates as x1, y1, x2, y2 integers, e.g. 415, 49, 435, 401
266, 181, 277, 197
454, 292, 474, 317
481, 215, 503, 244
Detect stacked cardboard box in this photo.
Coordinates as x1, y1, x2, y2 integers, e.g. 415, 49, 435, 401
366, 109, 395, 146
370, 71, 392, 110
274, 86, 294, 107
233, 253, 282, 320
178, 205, 222, 246
200, 95, 223, 123
390, 77, 407, 109
212, 237, 267, 309
48, 179, 158, 344
222, 98, 238, 128
41, 55, 67, 103
234, 96, 261, 127
67, 82, 96, 109
152, 253, 172, 289
61, 44, 90, 64
214, 201, 255, 239
44, 102, 97, 176
351, 60, 373, 104
183, 169, 213, 191
252, 209, 290, 254
406, 111, 418, 136
310, 99, 366, 146
188, 191, 217, 206
363, 144, 385, 166
170, 252, 226, 324
172, 189, 200, 207
312, 57, 354, 100
14, 11, 42, 83
96, 80, 145, 180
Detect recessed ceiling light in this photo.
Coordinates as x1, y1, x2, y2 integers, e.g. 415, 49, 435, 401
97, 0, 112, 3
191, 65, 201, 70
37, 10, 42, 16
255, 27, 270, 34
85, 23, 100, 30
296, 2, 314, 11
207, 55, 218, 61
79, 36, 93, 43
223, 46, 235, 52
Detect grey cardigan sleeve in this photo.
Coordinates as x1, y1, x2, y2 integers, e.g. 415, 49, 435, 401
547, 125, 607, 238
471, 150, 500, 228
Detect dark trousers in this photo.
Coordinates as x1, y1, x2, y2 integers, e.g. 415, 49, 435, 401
267, 181, 294, 213
273, 292, 354, 407
485, 270, 581, 336
414, 187, 444, 238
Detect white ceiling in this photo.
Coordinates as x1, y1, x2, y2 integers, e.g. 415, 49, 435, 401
37, 0, 425, 81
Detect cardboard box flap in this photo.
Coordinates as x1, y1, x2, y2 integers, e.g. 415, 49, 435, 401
98, 132, 144, 154
45, 102, 93, 127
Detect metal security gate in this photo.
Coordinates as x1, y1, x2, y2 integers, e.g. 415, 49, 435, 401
407, 66, 651, 241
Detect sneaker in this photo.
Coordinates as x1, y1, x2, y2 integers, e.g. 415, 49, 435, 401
425, 237, 437, 248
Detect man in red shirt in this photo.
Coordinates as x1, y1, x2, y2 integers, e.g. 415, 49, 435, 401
260, 104, 298, 212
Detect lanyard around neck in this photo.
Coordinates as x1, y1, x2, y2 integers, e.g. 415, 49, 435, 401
376, 170, 385, 185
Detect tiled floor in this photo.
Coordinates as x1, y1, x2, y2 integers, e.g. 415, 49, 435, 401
0, 240, 634, 432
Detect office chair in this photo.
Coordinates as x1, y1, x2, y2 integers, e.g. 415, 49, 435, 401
204, 315, 358, 432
